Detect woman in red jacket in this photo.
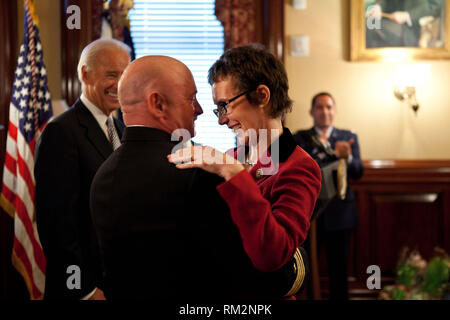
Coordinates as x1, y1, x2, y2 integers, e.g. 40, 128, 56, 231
169, 45, 321, 298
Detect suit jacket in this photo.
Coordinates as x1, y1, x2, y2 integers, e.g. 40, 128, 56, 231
293, 127, 363, 231
90, 127, 234, 299
90, 127, 312, 300
217, 128, 321, 272
35, 98, 124, 299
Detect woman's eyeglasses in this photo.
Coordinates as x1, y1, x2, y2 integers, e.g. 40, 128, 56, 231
213, 89, 254, 117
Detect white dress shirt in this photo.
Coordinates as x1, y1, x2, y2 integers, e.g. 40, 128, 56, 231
80, 94, 115, 142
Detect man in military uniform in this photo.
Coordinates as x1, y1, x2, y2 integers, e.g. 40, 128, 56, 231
294, 92, 364, 300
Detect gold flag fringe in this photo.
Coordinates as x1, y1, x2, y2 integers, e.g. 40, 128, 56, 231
25, 0, 40, 27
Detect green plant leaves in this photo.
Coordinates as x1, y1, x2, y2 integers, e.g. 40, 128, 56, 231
397, 262, 418, 287
421, 257, 450, 298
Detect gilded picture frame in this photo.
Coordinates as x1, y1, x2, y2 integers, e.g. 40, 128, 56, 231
350, 0, 450, 61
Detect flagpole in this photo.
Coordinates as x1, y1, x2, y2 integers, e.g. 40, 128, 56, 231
25, 0, 39, 138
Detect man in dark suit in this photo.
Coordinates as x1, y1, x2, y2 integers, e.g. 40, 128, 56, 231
35, 39, 130, 299
90, 56, 302, 300
293, 92, 364, 300
366, 0, 442, 48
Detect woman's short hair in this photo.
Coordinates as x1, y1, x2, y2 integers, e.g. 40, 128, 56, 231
208, 45, 293, 119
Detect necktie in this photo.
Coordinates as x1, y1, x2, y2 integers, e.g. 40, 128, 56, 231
106, 117, 121, 150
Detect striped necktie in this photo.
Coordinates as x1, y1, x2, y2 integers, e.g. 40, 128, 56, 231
106, 117, 121, 150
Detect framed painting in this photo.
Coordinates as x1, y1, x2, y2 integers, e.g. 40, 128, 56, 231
350, 0, 450, 61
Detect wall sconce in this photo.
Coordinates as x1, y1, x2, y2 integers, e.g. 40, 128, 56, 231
394, 64, 430, 115
394, 86, 419, 114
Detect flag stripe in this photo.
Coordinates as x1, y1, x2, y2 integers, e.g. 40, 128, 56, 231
14, 229, 46, 293
9, 104, 19, 126
8, 119, 18, 141
6, 137, 18, 162
14, 211, 46, 288
4, 153, 17, 181
6, 120, 38, 197
12, 237, 43, 299
4, 138, 36, 211
0, 186, 16, 218
12, 180, 46, 273
1, 174, 17, 205
29, 137, 36, 159
17, 149, 35, 202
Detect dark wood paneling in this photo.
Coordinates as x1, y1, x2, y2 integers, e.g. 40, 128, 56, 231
371, 193, 441, 273
61, 0, 102, 106
354, 160, 450, 183
255, 0, 285, 62
0, 0, 18, 173
349, 160, 450, 290
0, 0, 17, 299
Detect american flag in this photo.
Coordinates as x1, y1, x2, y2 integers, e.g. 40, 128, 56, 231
0, 1, 52, 300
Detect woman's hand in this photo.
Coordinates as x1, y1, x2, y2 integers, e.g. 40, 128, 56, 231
168, 145, 245, 181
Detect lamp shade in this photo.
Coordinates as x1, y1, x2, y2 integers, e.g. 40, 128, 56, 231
395, 64, 431, 87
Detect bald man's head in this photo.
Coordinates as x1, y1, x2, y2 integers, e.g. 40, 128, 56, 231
119, 56, 184, 106
118, 56, 203, 136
